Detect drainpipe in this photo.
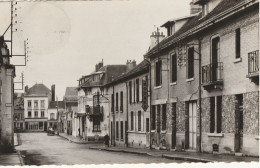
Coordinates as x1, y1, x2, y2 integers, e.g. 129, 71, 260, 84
112, 85, 115, 146
198, 37, 202, 153
125, 82, 129, 147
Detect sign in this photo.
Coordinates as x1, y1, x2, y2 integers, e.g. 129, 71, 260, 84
142, 77, 149, 111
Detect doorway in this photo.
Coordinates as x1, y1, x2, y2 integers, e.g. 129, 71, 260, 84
189, 101, 197, 150
172, 103, 177, 149
235, 94, 243, 153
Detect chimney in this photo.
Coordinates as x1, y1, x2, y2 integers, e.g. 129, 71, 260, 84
149, 31, 165, 50
51, 85, 55, 101
95, 59, 104, 72
25, 85, 28, 94
126, 60, 136, 72
190, 1, 202, 14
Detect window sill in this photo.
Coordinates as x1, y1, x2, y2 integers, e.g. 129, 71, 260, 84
154, 86, 162, 89
234, 57, 242, 63
92, 130, 101, 133
186, 78, 194, 82
207, 133, 224, 137
170, 82, 177, 86
120, 111, 123, 113
161, 130, 167, 133
151, 130, 156, 133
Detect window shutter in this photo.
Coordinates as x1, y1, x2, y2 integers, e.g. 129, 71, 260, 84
139, 78, 142, 102
132, 81, 134, 103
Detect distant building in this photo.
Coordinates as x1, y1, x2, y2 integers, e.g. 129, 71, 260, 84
14, 93, 24, 132
48, 101, 64, 130
23, 84, 55, 132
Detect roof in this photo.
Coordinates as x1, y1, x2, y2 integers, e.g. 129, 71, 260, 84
25, 83, 51, 97
64, 87, 78, 102
161, 14, 198, 27
80, 65, 127, 88
146, 0, 256, 58
107, 60, 149, 86
49, 101, 65, 109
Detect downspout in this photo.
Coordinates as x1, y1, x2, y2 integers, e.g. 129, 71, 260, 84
198, 37, 202, 153
112, 84, 115, 146
125, 82, 128, 147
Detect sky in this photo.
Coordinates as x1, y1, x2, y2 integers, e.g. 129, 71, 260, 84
0, 0, 191, 100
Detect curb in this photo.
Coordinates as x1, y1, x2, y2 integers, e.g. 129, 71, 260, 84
89, 147, 214, 163
16, 151, 25, 166
58, 135, 102, 144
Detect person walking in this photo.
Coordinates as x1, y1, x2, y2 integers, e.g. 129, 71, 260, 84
104, 134, 110, 147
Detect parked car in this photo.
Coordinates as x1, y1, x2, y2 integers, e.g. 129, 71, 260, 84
47, 127, 55, 136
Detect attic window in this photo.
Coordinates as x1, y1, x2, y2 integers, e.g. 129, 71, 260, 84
202, 3, 209, 16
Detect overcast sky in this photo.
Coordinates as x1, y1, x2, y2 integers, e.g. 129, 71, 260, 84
0, 0, 191, 100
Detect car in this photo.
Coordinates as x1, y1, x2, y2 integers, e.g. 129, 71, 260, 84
47, 127, 55, 136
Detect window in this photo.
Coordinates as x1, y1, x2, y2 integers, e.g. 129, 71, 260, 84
202, 3, 209, 16
129, 81, 132, 104
116, 92, 118, 112
93, 118, 101, 132
235, 28, 241, 59
34, 100, 38, 108
151, 106, 156, 130
171, 53, 177, 83
50, 113, 55, 120
28, 100, 31, 107
138, 111, 141, 131
130, 111, 134, 131
40, 100, 45, 108
162, 104, 167, 130
111, 94, 114, 112
28, 111, 31, 117
41, 111, 44, 117
34, 111, 38, 118
133, 81, 136, 103
155, 60, 162, 86
187, 47, 194, 79
116, 121, 119, 139
210, 96, 222, 133
136, 79, 139, 103
120, 91, 123, 112
146, 118, 149, 132
120, 121, 124, 140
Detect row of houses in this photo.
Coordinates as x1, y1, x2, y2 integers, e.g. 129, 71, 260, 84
66, 0, 259, 157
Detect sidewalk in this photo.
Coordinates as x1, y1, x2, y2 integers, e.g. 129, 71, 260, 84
88, 146, 259, 163
59, 133, 102, 144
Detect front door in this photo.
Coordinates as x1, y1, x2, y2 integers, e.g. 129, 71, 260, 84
189, 101, 197, 150
235, 94, 243, 153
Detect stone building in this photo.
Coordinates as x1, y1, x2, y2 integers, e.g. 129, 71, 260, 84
23, 84, 54, 132
0, 36, 16, 148
48, 101, 64, 130
145, 0, 259, 156
14, 93, 24, 132
76, 60, 127, 141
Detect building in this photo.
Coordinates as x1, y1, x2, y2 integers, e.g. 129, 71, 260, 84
145, 0, 259, 156
14, 93, 24, 132
77, 60, 127, 141
23, 84, 54, 132
0, 36, 16, 148
48, 101, 64, 130
107, 60, 151, 148
64, 87, 78, 135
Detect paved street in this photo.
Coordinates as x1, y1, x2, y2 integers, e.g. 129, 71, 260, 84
16, 133, 183, 165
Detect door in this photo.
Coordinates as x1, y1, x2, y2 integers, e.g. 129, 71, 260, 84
172, 103, 177, 149
189, 102, 197, 150
44, 122, 47, 131
211, 37, 220, 81
235, 94, 243, 152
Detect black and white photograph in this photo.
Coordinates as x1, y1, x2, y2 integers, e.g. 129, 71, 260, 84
0, 0, 259, 167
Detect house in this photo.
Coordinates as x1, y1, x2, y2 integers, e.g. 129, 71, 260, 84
77, 60, 127, 141
14, 93, 24, 132
64, 87, 78, 136
0, 36, 16, 148
107, 60, 150, 148
48, 101, 64, 130
145, 0, 259, 156
23, 84, 55, 132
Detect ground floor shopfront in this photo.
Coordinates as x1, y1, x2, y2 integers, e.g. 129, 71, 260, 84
24, 118, 48, 132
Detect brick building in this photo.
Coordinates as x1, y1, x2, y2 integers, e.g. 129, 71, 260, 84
145, 0, 259, 156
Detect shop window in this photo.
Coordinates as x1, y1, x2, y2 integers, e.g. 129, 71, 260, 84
93, 118, 101, 132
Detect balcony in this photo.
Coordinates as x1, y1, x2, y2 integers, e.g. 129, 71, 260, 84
247, 50, 259, 83
86, 105, 103, 121
202, 62, 223, 90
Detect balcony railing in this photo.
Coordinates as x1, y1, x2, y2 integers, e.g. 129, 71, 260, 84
202, 62, 223, 86
248, 50, 259, 77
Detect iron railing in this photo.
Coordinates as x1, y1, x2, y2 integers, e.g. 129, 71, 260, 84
248, 50, 259, 75
202, 62, 223, 84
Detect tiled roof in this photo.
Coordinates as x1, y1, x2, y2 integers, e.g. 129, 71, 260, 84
25, 83, 51, 96
107, 60, 149, 85
64, 87, 78, 102
49, 101, 65, 109
146, 0, 253, 58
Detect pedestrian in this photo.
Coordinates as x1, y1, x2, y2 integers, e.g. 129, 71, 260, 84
104, 134, 110, 147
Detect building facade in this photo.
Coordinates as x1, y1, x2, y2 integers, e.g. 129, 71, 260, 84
145, 0, 259, 156
48, 101, 64, 130
14, 93, 24, 132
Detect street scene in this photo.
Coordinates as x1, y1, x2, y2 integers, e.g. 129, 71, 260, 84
0, 0, 259, 166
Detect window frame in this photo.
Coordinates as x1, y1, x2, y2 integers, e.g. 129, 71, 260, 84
210, 96, 222, 134
120, 121, 124, 141
235, 28, 241, 59
155, 59, 162, 87
187, 47, 195, 79
138, 111, 141, 131
93, 118, 101, 132
170, 53, 177, 83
